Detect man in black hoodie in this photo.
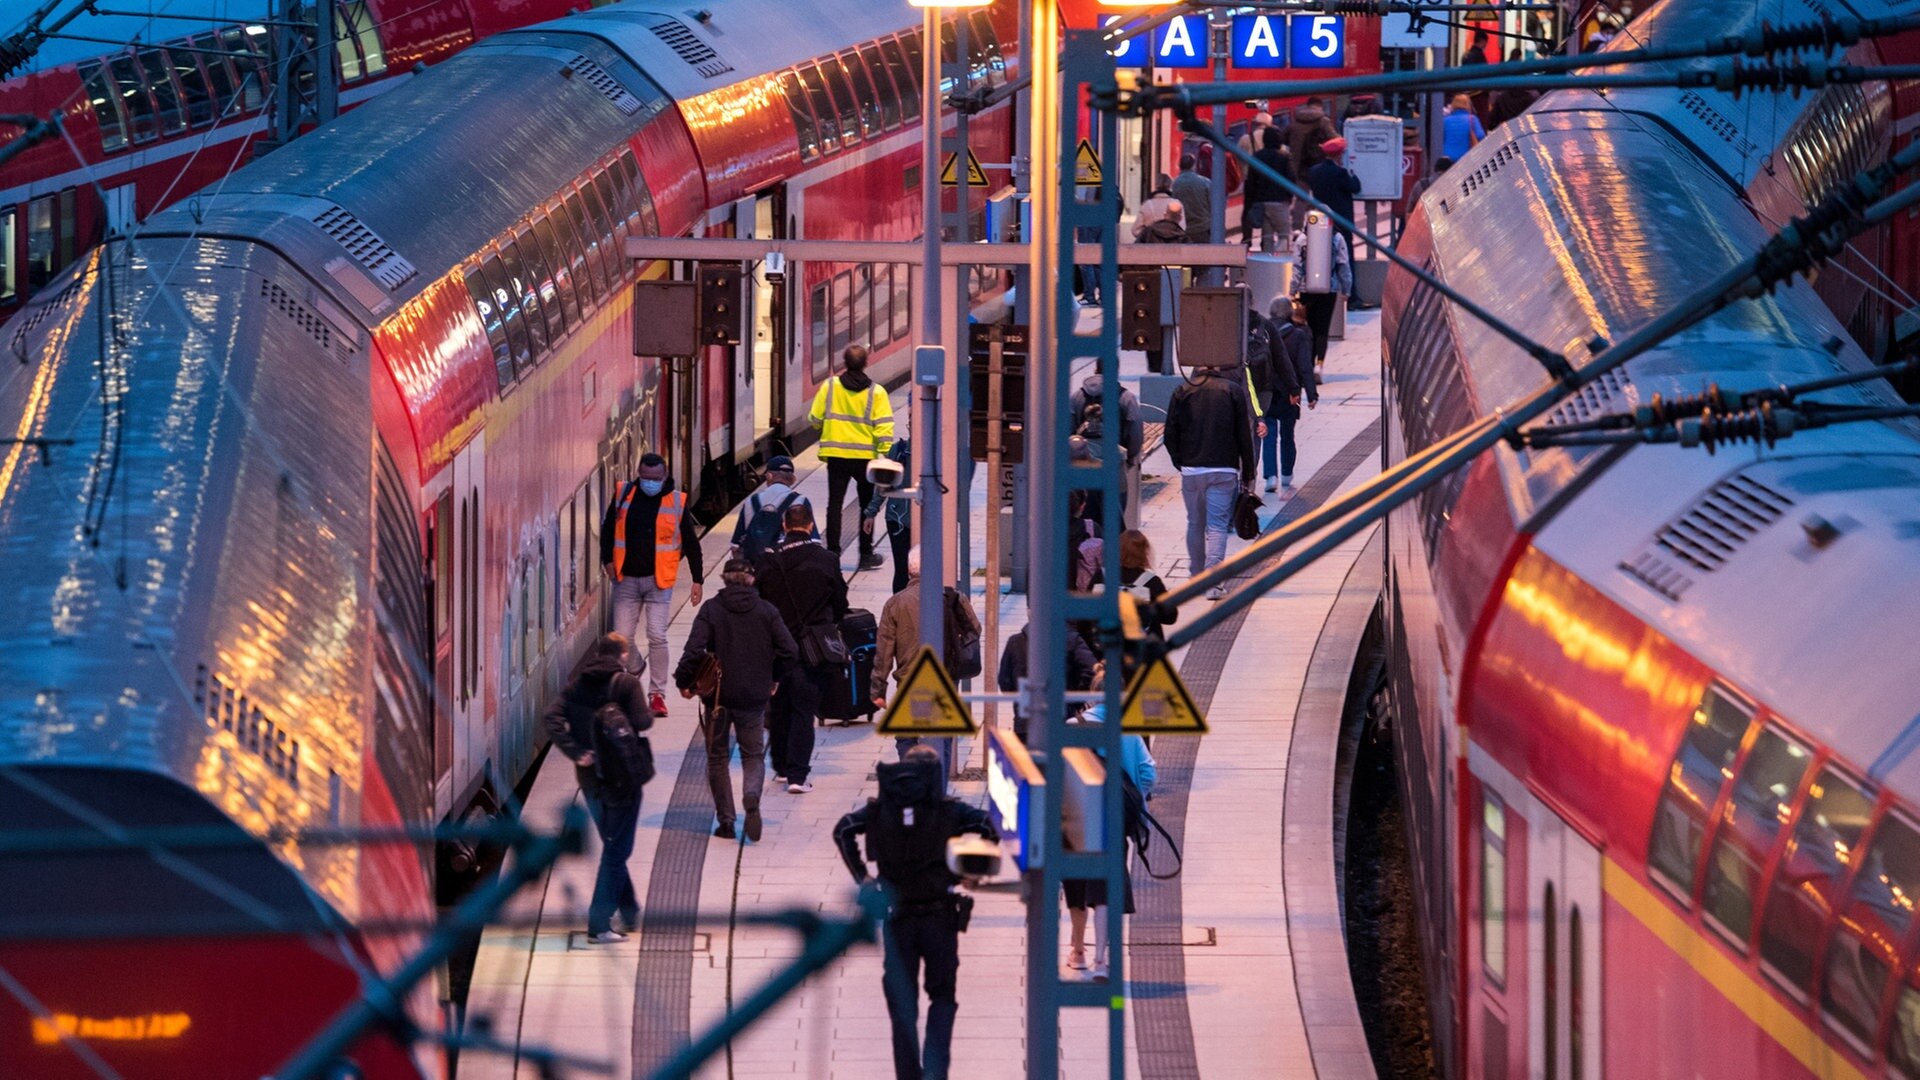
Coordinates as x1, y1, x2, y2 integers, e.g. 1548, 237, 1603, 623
678, 558, 798, 842
601, 452, 705, 718
542, 633, 652, 943
835, 745, 999, 1080
755, 502, 848, 793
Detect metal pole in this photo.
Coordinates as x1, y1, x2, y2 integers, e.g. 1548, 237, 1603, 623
1208, 13, 1228, 284
982, 327, 1005, 738
952, 15, 973, 618
920, 6, 948, 669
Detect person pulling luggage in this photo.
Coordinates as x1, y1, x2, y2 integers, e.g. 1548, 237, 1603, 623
677, 557, 798, 842
755, 502, 848, 793
834, 745, 999, 1080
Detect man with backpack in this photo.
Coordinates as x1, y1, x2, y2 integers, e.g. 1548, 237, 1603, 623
1067, 372, 1143, 522
834, 745, 1000, 1080
731, 454, 816, 565
677, 558, 798, 842
542, 634, 654, 943
755, 502, 848, 794
871, 548, 982, 754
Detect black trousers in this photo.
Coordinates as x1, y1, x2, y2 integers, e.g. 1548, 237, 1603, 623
767, 663, 822, 783
825, 458, 877, 557
1301, 292, 1337, 365
888, 523, 912, 595
882, 909, 961, 1080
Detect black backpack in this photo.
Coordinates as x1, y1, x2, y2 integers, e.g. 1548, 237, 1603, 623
739, 491, 800, 565
1123, 774, 1183, 880
590, 674, 655, 799
866, 794, 959, 905
943, 588, 983, 680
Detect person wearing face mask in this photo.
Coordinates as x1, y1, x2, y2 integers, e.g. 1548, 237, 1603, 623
601, 452, 705, 718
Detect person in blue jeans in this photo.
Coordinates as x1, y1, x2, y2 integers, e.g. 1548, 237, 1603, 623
1265, 296, 1318, 491
1162, 364, 1258, 598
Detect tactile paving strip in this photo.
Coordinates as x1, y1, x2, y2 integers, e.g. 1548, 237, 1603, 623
631, 721, 720, 1075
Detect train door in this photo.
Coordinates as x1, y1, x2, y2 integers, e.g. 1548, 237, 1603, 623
746, 190, 788, 454
1528, 810, 1602, 1080
450, 435, 485, 800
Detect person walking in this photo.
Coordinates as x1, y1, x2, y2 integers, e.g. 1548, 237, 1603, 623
1265, 296, 1316, 491
731, 454, 816, 565
755, 502, 848, 793
1306, 136, 1361, 265
997, 621, 1099, 743
1442, 94, 1486, 160
834, 744, 999, 1080
863, 436, 913, 594
1244, 304, 1288, 492
1163, 360, 1257, 598
1291, 223, 1352, 379
1061, 663, 1156, 981
1131, 177, 1177, 241
1068, 371, 1143, 523
1169, 154, 1212, 246
871, 548, 980, 758
1242, 126, 1293, 252
1116, 530, 1177, 641
809, 344, 895, 570
601, 452, 704, 718
542, 634, 653, 943
677, 557, 797, 842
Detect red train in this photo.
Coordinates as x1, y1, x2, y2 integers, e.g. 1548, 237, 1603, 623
0, 0, 585, 328
1383, 0, 1920, 1076
0, 0, 1018, 1075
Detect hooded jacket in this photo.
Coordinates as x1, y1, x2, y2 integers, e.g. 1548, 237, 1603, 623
1287, 104, 1336, 166
1068, 375, 1144, 466
1138, 216, 1186, 244
832, 758, 998, 905
679, 583, 798, 710
542, 650, 651, 795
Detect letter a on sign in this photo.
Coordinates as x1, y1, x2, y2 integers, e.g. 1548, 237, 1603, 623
1153, 15, 1207, 69
1119, 656, 1208, 735
878, 646, 978, 736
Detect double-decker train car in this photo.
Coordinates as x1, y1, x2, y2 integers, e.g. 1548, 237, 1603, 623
1382, 0, 1920, 1076
0, 0, 586, 329
0, 0, 1017, 1073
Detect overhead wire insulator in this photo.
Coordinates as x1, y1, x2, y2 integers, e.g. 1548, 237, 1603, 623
1678, 401, 1795, 454
1635, 384, 1727, 427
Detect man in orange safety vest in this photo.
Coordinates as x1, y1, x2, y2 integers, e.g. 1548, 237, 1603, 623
601, 452, 705, 718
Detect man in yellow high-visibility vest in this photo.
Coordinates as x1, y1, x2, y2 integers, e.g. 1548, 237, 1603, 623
601, 453, 705, 718
808, 345, 895, 571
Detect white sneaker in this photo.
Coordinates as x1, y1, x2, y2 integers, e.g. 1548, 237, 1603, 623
1280, 474, 1293, 489
1205, 585, 1227, 601
788, 781, 814, 794
1264, 477, 1277, 493
772, 775, 789, 786
588, 930, 628, 944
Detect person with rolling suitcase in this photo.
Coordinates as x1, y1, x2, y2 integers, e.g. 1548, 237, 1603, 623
755, 502, 847, 794
826, 604, 880, 726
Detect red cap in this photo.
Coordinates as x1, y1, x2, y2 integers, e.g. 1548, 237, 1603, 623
1321, 137, 1348, 157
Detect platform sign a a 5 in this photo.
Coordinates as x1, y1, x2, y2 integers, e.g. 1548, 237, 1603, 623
1230, 15, 1287, 68
1103, 16, 1149, 68
1289, 14, 1345, 68
1151, 15, 1209, 69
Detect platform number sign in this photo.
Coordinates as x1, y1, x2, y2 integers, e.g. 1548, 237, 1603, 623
1151, 15, 1209, 69
1230, 15, 1286, 68
1289, 15, 1345, 68
1103, 16, 1148, 68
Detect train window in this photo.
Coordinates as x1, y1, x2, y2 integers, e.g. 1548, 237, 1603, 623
556, 197, 601, 313
860, 45, 900, 131
464, 263, 510, 384
537, 539, 548, 654
334, 5, 365, 81
820, 58, 862, 148
851, 265, 872, 347
169, 50, 215, 127
1759, 767, 1875, 1000
79, 63, 128, 152
873, 264, 893, 347
939, 16, 959, 66
614, 152, 644, 232
1890, 980, 1920, 1079
880, 38, 917, 119
578, 181, 617, 287
518, 226, 567, 347
970, 12, 1003, 81
25, 195, 57, 292
1822, 813, 1920, 1044
902, 31, 925, 101
138, 49, 188, 136
218, 28, 267, 110
531, 215, 581, 332
108, 54, 158, 144
964, 13, 992, 84
810, 283, 829, 381
892, 263, 911, 340
780, 70, 823, 161
593, 170, 630, 262
1648, 686, 1751, 903
496, 238, 545, 368
346, 1, 386, 77
794, 64, 840, 154
1702, 726, 1813, 950
618, 151, 656, 239
0, 209, 14, 303
831, 269, 853, 358
1483, 794, 1507, 986
839, 50, 882, 140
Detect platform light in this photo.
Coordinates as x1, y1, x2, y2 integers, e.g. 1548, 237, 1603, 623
244, 24, 268, 36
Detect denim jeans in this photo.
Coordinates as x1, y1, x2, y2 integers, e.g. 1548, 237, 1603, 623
610, 575, 671, 695
1180, 470, 1239, 574
583, 791, 640, 935
1265, 401, 1299, 481
705, 705, 767, 826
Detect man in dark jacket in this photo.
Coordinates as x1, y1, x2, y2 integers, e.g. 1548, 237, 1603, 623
1169, 153, 1212, 245
601, 452, 705, 717
996, 622, 1099, 744
755, 502, 848, 793
542, 634, 652, 943
1265, 296, 1316, 492
1163, 363, 1257, 596
863, 437, 913, 594
834, 746, 999, 1080
1242, 126, 1294, 251
678, 558, 798, 842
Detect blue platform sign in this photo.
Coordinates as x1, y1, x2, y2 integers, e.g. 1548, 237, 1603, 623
1151, 15, 1209, 69
1289, 14, 1346, 68
1102, 16, 1148, 68
1230, 15, 1287, 68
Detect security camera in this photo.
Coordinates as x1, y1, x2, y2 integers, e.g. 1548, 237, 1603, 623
946, 836, 1002, 881
763, 251, 785, 284
866, 456, 905, 492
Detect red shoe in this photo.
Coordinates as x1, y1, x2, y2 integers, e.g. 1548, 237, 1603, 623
649, 693, 668, 718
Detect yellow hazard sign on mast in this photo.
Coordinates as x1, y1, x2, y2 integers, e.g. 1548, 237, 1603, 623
877, 646, 978, 736
940, 148, 990, 187
1120, 656, 1207, 735
1073, 139, 1103, 186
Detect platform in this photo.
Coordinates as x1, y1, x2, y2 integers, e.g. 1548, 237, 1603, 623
464, 310, 1387, 1080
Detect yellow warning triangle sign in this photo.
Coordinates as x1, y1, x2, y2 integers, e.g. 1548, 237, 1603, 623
1073, 139, 1102, 185
878, 646, 978, 736
940, 148, 989, 187
1120, 656, 1207, 735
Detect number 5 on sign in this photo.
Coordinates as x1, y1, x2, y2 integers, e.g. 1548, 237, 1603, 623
1290, 14, 1344, 68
